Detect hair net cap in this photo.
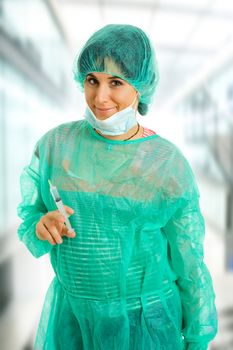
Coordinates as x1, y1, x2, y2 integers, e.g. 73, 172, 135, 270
73, 24, 159, 115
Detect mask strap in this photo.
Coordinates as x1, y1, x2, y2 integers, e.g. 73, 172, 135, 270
131, 91, 140, 116
132, 91, 140, 104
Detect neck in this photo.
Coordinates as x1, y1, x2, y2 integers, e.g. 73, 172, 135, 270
95, 123, 143, 141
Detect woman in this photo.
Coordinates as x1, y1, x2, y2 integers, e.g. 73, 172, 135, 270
17, 24, 217, 350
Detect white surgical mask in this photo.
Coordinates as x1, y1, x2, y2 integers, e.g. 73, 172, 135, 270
84, 93, 139, 136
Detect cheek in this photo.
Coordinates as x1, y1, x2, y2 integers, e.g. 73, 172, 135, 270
115, 92, 135, 110
84, 88, 94, 105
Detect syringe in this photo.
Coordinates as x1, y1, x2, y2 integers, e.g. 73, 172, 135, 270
48, 180, 74, 233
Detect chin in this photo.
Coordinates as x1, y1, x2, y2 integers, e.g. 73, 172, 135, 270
95, 115, 112, 120
95, 108, 117, 120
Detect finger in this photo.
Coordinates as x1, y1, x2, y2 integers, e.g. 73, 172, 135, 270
67, 229, 76, 237
63, 205, 74, 216
45, 224, 63, 244
43, 217, 64, 236
46, 232, 57, 246
36, 222, 56, 245
45, 210, 66, 223
61, 226, 76, 238
36, 222, 46, 240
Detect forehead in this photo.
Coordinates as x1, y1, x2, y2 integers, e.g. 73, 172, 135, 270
103, 57, 123, 76
87, 57, 124, 80
87, 72, 122, 80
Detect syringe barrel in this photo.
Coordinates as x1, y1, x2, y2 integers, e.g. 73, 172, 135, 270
50, 186, 61, 202
56, 200, 73, 232
48, 180, 74, 233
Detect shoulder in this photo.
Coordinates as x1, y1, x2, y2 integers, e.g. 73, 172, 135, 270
37, 119, 86, 147
156, 135, 191, 167
155, 135, 200, 199
33, 120, 87, 160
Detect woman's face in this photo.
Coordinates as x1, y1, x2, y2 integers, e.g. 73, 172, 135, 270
84, 72, 138, 120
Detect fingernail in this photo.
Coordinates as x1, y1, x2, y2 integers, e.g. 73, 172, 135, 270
58, 238, 63, 244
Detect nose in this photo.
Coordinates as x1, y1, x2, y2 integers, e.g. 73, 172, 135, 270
94, 84, 110, 105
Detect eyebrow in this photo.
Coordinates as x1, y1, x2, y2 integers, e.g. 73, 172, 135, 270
87, 73, 123, 80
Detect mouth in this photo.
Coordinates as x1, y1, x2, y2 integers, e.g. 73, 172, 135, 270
94, 106, 117, 119
95, 106, 116, 111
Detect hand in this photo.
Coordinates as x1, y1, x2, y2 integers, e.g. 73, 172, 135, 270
36, 205, 76, 245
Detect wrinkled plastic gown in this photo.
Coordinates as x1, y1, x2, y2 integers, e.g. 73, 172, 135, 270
17, 120, 218, 350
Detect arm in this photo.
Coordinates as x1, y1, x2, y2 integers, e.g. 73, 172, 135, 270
162, 195, 218, 350
17, 143, 53, 258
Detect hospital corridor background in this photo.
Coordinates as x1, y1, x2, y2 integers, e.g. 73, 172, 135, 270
0, 0, 233, 349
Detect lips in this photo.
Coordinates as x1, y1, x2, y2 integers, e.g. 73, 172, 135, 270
93, 106, 117, 120
95, 107, 116, 111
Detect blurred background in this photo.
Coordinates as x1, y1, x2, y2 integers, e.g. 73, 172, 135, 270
0, 0, 233, 349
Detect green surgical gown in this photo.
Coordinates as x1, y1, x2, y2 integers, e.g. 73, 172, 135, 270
17, 120, 218, 350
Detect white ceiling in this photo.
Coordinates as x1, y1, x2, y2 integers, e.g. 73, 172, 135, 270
52, 0, 233, 110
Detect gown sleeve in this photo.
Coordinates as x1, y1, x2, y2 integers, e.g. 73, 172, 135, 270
162, 155, 218, 350
17, 141, 53, 258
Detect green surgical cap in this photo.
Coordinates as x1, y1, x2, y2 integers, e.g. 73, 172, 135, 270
73, 24, 159, 115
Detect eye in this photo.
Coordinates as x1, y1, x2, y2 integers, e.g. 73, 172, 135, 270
86, 77, 98, 85
111, 80, 123, 87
